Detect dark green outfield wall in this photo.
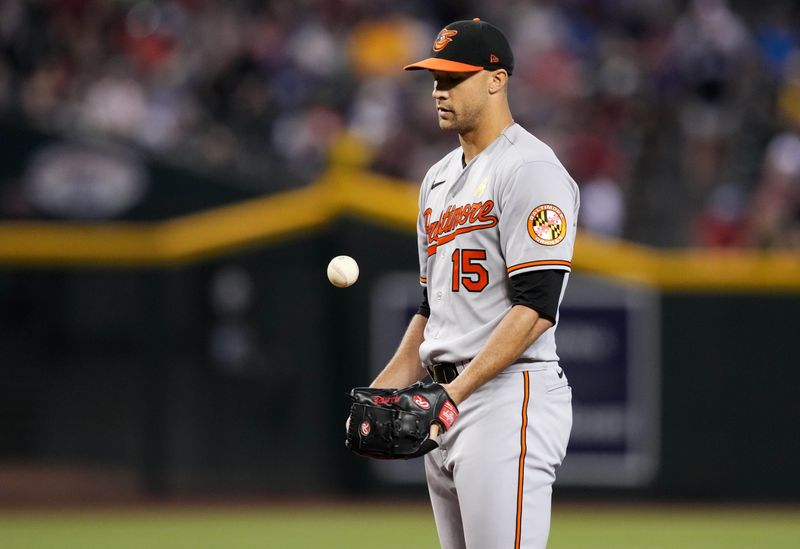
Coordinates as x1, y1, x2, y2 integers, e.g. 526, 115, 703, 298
657, 294, 800, 499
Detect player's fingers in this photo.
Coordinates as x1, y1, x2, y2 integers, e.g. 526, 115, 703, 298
429, 422, 441, 441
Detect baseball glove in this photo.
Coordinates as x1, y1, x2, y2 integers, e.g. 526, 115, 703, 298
345, 382, 459, 459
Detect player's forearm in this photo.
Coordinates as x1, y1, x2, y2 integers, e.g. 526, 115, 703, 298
371, 313, 429, 388
444, 305, 553, 405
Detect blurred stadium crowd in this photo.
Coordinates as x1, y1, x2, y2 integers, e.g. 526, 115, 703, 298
0, 0, 799, 247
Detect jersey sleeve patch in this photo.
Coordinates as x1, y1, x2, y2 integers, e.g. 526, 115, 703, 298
527, 204, 567, 246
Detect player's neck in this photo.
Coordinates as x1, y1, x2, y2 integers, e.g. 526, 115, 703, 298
459, 107, 514, 164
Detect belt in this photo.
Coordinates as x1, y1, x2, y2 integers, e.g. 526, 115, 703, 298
426, 357, 540, 384
426, 361, 468, 383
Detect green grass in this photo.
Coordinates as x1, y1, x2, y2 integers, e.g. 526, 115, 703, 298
549, 506, 800, 549
0, 504, 797, 548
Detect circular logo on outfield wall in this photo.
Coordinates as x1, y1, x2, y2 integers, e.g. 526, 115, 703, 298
24, 142, 147, 220
360, 420, 371, 436
528, 204, 567, 246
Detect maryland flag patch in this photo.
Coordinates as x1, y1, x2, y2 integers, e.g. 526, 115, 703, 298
527, 204, 567, 246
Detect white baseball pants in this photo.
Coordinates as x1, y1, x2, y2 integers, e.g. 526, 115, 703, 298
425, 363, 572, 549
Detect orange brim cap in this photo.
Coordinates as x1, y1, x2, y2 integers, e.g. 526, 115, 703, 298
403, 58, 484, 72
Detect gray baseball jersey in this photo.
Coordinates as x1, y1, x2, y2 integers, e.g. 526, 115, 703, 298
416, 123, 578, 549
417, 123, 579, 367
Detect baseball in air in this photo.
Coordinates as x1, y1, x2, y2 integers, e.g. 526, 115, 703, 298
327, 255, 359, 288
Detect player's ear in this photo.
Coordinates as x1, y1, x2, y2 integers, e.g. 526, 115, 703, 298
487, 69, 508, 95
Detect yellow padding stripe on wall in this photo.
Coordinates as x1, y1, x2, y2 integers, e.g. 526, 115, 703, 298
0, 168, 798, 291
573, 233, 800, 291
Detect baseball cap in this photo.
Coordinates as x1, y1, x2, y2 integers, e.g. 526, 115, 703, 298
404, 18, 514, 75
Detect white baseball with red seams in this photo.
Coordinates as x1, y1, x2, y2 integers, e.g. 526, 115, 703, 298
417, 123, 578, 548
327, 255, 359, 288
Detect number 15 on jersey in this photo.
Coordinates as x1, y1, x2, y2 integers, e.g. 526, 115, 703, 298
451, 249, 488, 292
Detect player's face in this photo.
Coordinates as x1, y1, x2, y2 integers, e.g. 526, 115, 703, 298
430, 70, 489, 133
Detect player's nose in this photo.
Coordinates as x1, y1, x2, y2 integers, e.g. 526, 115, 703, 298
432, 80, 447, 99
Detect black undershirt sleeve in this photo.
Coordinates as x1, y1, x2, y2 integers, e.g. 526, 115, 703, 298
417, 287, 431, 318
419, 272, 564, 322
509, 270, 566, 324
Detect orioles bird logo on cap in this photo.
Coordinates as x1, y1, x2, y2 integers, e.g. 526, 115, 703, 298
433, 29, 458, 52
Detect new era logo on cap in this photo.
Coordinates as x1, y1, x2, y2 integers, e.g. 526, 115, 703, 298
404, 18, 514, 75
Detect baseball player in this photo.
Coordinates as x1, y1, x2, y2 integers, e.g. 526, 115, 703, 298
362, 19, 578, 548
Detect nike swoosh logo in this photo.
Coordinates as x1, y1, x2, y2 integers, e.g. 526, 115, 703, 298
557, 368, 564, 379
431, 180, 446, 189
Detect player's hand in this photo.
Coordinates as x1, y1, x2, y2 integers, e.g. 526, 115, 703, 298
429, 423, 441, 441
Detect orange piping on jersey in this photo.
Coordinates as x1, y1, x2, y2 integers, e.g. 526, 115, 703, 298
419, 277, 428, 284
507, 259, 572, 273
515, 371, 530, 549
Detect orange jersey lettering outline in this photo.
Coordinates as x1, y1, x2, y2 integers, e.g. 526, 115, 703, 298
425, 200, 498, 256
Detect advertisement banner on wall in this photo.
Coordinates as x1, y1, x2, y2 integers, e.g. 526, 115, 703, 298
554, 275, 660, 487
369, 273, 660, 488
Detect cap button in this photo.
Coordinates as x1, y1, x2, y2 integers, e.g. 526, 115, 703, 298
473, 18, 481, 21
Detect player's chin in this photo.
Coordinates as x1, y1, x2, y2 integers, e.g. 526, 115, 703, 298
437, 118, 459, 131
437, 110, 456, 127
